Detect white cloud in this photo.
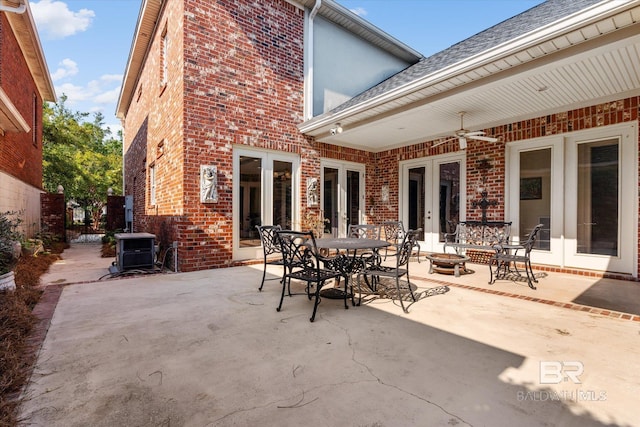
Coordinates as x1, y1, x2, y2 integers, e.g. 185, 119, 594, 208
31, 0, 95, 39
349, 7, 367, 17
93, 87, 121, 105
51, 58, 78, 81
55, 73, 123, 115
56, 82, 92, 104
100, 74, 125, 84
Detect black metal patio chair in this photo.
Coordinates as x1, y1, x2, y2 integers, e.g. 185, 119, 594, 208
382, 221, 421, 263
489, 223, 544, 290
357, 229, 420, 313
381, 220, 404, 261
256, 225, 284, 291
348, 224, 382, 266
275, 230, 349, 322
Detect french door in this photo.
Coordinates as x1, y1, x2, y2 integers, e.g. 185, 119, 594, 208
507, 122, 637, 274
321, 160, 365, 237
233, 148, 299, 260
399, 153, 465, 252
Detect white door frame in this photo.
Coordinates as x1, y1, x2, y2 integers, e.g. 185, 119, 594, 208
399, 152, 466, 252
320, 159, 365, 237
233, 147, 300, 260
506, 122, 637, 275
506, 135, 564, 266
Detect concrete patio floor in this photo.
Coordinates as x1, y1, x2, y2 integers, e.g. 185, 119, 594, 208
18, 242, 640, 426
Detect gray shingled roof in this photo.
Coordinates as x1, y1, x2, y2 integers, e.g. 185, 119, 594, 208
329, 0, 603, 115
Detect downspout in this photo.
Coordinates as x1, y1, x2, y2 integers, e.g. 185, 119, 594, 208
310, 0, 321, 19
304, 0, 321, 120
0, 0, 27, 14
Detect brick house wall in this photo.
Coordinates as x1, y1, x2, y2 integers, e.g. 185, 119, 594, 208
122, 0, 185, 255
124, 0, 329, 271
122, 0, 639, 276
40, 193, 65, 241
0, 14, 43, 189
370, 96, 639, 226
1, 13, 45, 237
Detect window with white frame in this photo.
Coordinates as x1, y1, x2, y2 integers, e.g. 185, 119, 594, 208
149, 163, 156, 206
160, 25, 168, 86
32, 93, 37, 146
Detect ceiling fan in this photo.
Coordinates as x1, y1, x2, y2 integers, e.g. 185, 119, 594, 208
433, 111, 498, 150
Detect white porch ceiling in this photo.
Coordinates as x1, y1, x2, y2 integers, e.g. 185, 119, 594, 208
309, 9, 640, 152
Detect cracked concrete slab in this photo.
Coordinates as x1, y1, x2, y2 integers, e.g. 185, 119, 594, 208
18, 243, 640, 426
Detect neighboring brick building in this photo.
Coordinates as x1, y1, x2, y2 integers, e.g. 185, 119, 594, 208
0, 1, 55, 237
117, 0, 640, 279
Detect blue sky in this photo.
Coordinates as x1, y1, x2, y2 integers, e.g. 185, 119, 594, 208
31, 0, 543, 136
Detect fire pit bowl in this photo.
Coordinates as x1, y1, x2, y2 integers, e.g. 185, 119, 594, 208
426, 253, 470, 277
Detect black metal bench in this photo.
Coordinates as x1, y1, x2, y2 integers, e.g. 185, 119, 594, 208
443, 221, 512, 255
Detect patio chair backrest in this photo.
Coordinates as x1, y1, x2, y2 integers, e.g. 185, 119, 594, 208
275, 230, 316, 271
382, 221, 404, 243
520, 224, 545, 255
348, 224, 381, 240
256, 225, 282, 257
396, 229, 419, 268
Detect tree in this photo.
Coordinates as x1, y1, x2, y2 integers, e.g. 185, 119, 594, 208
42, 95, 123, 229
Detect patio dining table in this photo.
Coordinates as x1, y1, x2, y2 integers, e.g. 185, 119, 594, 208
313, 237, 390, 299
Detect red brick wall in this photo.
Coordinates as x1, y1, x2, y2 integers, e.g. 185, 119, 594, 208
106, 195, 125, 231
40, 193, 65, 241
178, 0, 307, 271
121, 0, 639, 274
123, 0, 312, 271
0, 14, 43, 189
371, 96, 640, 226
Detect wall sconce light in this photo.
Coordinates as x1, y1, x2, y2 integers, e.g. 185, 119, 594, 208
330, 123, 343, 136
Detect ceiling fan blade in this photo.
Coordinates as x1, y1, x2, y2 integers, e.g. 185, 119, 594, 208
464, 131, 486, 137
468, 135, 499, 143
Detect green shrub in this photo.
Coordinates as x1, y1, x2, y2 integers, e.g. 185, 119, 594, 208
0, 212, 24, 275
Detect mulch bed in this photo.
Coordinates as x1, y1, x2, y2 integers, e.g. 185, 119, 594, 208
0, 242, 64, 426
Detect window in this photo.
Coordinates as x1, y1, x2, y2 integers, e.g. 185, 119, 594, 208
157, 139, 165, 158
149, 164, 156, 206
160, 26, 168, 87
32, 93, 37, 146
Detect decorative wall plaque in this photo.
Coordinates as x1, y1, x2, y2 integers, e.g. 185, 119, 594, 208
381, 185, 389, 203
307, 177, 319, 207
200, 165, 218, 203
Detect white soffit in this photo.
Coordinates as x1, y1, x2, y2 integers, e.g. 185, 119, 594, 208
0, 87, 30, 133
309, 3, 640, 151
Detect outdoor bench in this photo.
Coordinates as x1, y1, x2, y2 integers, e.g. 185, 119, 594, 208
442, 221, 512, 256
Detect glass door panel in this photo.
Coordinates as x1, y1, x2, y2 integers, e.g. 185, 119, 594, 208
438, 161, 461, 242
239, 156, 262, 248
323, 167, 339, 236
346, 170, 360, 231
273, 160, 293, 229
321, 160, 365, 237
519, 149, 551, 250
564, 126, 634, 273
577, 140, 619, 256
408, 167, 426, 241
